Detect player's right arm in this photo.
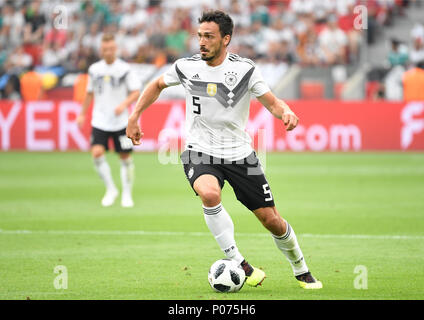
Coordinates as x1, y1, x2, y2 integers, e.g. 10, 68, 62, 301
126, 75, 168, 145
76, 92, 94, 129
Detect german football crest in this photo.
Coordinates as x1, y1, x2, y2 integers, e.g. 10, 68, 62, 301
224, 71, 238, 86
207, 83, 217, 97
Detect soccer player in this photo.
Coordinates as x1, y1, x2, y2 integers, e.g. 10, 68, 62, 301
127, 11, 322, 289
77, 33, 140, 208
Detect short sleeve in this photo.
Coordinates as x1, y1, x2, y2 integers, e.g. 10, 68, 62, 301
249, 66, 270, 97
163, 61, 181, 87
125, 69, 141, 92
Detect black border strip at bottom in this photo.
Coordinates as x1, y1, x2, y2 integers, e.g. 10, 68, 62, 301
0, 300, 421, 318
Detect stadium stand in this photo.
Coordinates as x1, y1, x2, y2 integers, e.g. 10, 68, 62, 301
0, 0, 422, 101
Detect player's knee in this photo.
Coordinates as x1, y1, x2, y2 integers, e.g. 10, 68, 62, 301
198, 187, 221, 207
91, 146, 105, 159
119, 152, 131, 160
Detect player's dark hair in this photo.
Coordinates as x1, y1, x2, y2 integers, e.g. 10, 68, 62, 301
198, 10, 234, 42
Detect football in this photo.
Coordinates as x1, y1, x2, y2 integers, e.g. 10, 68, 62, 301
208, 259, 246, 293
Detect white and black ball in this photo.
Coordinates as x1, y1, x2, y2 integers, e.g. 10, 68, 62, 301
208, 259, 246, 293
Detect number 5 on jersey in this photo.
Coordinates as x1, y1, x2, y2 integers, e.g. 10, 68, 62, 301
193, 96, 201, 114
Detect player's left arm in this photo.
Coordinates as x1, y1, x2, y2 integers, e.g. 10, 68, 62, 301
114, 90, 141, 115
257, 91, 299, 131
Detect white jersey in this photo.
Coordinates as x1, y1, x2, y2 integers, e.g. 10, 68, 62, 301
87, 58, 140, 131
164, 52, 270, 161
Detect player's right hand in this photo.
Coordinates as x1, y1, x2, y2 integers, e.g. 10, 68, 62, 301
126, 120, 144, 145
76, 114, 85, 129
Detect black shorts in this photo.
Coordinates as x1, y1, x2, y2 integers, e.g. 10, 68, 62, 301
181, 150, 275, 211
90, 127, 133, 153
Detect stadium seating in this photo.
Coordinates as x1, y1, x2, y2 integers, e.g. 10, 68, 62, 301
0, 0, 420, 101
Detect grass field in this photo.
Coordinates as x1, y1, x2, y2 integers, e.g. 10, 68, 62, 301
0, 151, 423, 300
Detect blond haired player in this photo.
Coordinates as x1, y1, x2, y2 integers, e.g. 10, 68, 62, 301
77, 34, 140, 207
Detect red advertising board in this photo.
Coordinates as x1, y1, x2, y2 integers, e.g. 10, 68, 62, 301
1, 100, 423, 151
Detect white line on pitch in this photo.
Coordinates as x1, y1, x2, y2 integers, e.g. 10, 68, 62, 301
0, 229, 423, 240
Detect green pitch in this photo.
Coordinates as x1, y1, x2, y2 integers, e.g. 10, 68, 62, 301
0, 151, 423, 300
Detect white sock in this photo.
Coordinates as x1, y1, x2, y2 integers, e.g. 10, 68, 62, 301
93, 155, 116, 191
203, 203, 245, 265
272, 222, 309, 276
120, 157, 134, 195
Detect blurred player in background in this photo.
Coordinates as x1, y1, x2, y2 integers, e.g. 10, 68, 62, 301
77, 33, 140, 208
127, 11, 322, 289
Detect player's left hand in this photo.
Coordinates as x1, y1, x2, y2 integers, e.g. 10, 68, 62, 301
282, 109, 299, 131
114, 103, 127, 115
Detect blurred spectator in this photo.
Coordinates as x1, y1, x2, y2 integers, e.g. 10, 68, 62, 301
9, 46, 33, 70
120, 2, 148, 31
409, 34, 424, 66
385, 64, 405, 101
337, 0, 362, 63
366, 0, 382, 45
146, 18, 166, 50
42, 42, 68, 67
0, 3, 25, 47
228, 0, 250, 28
318, 14, 348, 65
270, 17, 296, 51
82, 22, 102, 52
165, 18, 189, 60
121, 27, 148, 61
411, 22, 424, 43
0, 76, 21, 101
289, 0, 315, 16
68, 11, 86, 41
387, 38, 409, 68
80, 1, 103, 29
250, 0, 270, 26
254, 17, 294, 63
103, 1, 123, 26
403, 60, 424, 101
0, 42, 9, 72
249, 19, 271, 58
71, 44, 98, 74
270, 39, 295, 64
296, 22, 320, 66
20, 64, 43, 101
23, 0, 46, 44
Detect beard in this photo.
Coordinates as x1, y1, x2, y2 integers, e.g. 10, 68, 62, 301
200, 53, 214, 61
200, 43, 223, 61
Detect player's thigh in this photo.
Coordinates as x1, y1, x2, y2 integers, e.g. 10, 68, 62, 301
112, 128, 133, 153
181, 150, 225, 205
223, 155, 275, 211
91, 127, 110, 156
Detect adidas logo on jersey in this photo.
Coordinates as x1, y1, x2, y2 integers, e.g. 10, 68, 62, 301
192, 73, 201, 80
